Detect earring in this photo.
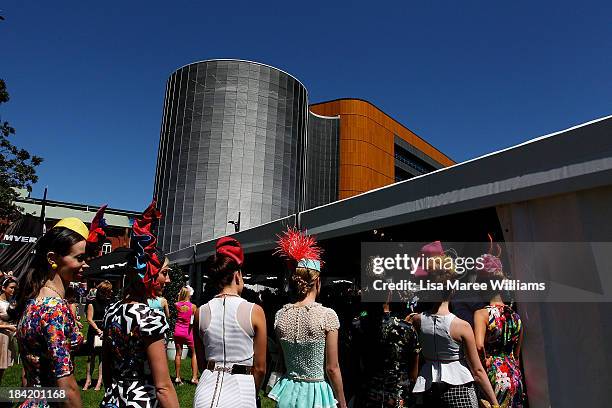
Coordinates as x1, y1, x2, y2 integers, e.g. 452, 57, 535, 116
51, 263, 58, 270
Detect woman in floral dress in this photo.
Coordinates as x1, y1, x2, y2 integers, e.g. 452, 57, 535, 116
100, 200, 178, 408
16, 218, 90, 408
474, 252, 524, 407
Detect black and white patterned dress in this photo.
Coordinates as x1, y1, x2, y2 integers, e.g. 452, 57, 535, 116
100, 301, 168, 408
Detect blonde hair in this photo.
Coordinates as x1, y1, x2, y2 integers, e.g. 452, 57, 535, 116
290, 267, 320, 300
427, 255, 457, 283
178, 286, 191, 302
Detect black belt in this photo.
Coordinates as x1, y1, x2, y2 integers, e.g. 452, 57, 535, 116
206, 360, 253, 375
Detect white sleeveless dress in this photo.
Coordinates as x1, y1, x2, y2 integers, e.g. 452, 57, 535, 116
193, 296, 256, 408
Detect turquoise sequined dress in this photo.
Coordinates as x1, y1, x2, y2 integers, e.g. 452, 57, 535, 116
268, 302, 340, 408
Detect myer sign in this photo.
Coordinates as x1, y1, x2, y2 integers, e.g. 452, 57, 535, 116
101, 262, 127, 270
1, 234, 38, 243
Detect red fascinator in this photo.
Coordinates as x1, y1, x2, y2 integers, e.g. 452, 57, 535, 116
216, 236, 244, 267
275, 227, 322, 272
87, 205, 108, 245
131, 200, 163, 297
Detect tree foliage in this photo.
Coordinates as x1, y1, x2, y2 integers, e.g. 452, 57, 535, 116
162, 263, 187, 337
0, 79, 43, 220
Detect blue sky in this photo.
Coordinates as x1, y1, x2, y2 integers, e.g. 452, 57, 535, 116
1, 1, 611, 211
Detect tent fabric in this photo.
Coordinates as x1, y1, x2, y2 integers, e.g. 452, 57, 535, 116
0, 214, 43, 278
496, 185, 612, 408
84, 247, 132, 280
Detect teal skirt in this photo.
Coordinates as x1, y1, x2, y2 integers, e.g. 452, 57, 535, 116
268, 377, 337, 408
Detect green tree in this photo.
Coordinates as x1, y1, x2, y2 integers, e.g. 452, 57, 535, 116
0, 78, 43, 220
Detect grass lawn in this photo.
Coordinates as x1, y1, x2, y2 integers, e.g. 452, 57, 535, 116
1, 322, 275, 407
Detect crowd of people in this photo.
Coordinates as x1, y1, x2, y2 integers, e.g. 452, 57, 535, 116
0, 200, 527, 408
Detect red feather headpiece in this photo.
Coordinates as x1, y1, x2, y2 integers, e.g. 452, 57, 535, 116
87, 204, 108, 245
275, 227, 322, 271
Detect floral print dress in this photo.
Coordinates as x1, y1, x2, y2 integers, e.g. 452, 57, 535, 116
100, 301, 168, 408
16, 297, 84, 408
484, 304, 524, 407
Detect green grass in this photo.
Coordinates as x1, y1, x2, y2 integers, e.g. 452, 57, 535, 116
1, 322, 275, 407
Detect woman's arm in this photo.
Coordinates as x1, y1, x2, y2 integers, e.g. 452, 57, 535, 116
406, 313, 420, 331
162, 298, 170, 319
251, 304, 267, 390
408, 352, 419, 382
514, 324, 523, 360
56, 375, 81, 408
146, 337, 179, 408
325, 330, 347, 408
458, 320, 499, 406
193, 307, 206, 373
0, 322, 16, 332
86, 304, 102, 335
473, 309, 488, 362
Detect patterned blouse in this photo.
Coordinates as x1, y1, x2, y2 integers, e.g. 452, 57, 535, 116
100, 301, 169, 408
16, 297, 84, 408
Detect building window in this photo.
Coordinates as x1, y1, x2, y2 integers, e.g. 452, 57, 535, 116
395, 166, 412, 182
102, 242, 112, 254
394, 144, 434, 174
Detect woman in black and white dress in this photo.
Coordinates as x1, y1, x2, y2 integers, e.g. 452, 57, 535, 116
100, 201, 179, 408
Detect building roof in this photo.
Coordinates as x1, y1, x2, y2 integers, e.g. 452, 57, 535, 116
15, 197, 139, 228
168, 114, 612, 265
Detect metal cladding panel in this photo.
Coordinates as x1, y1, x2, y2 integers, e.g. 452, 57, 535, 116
305, 112, 340, 209
154, 61, 308, 253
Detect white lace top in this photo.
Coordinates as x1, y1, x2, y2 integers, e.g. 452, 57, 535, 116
274, 302, 339, 380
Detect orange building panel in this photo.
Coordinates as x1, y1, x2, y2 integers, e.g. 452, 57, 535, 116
310, 99, 454, 199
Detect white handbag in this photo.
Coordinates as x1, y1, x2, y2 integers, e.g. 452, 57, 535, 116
93, 334, 103, 348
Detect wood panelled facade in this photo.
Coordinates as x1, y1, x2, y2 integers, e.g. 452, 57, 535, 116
309, 99, 454, 199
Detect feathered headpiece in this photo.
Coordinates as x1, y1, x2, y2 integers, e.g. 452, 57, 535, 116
130, 200, 163, 297
275, 227, 322, 272
476, 233, 504, 277
87, 205, 108, 246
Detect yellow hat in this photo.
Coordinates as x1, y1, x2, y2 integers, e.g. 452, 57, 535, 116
52, 218, 89, 240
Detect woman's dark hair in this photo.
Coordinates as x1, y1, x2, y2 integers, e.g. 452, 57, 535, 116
204, 253, 240, 293
16, 227, 85, 317
65, 286, 77, 304
1, 277, 16, 290
85, 241, 103, 260
122, 248, 167, 301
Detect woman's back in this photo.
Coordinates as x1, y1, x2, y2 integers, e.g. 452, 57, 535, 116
413, 312, 474, 392
419, 312, 463, 361
200, 296, 254, 364
89, 298, 108, 323
269, 302, 340, 408
102, 301, 168, 378
174, 301, 193, 328
274, 302, 339, 380
484, 304, 522, 356
194, 295, 256, 408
